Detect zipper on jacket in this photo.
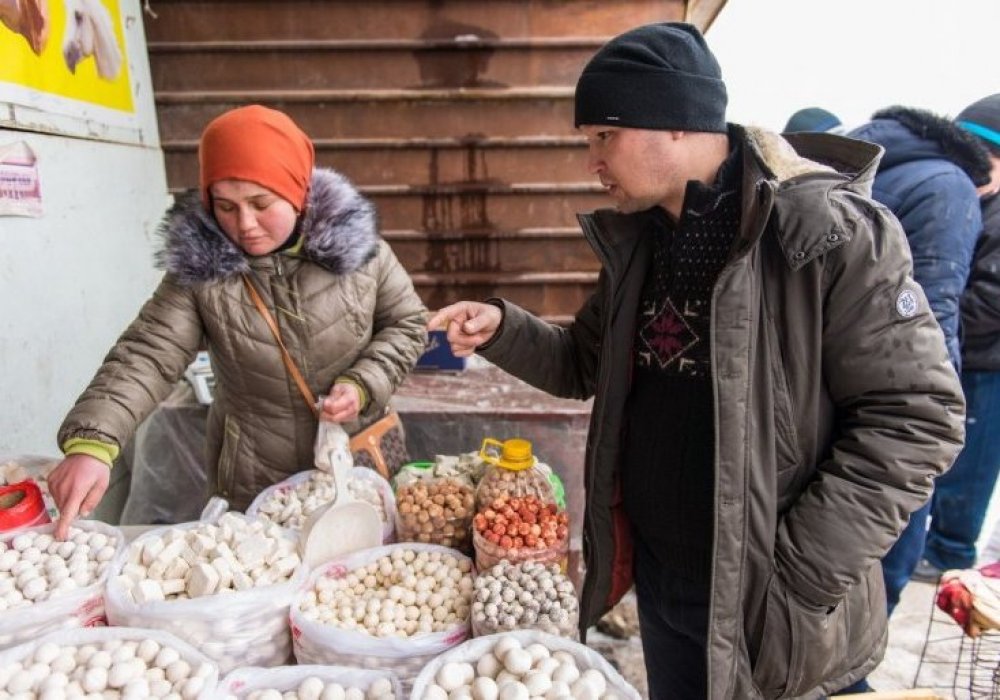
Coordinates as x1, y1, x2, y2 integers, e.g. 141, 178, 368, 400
710, 181, 775, 698
576, 214, 621, 632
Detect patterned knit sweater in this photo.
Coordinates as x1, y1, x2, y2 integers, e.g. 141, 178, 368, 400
622, 138, 743, 584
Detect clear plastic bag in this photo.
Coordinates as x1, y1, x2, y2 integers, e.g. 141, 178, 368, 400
394, 471, 475, 553
0, 519, 124, 650
471, 488, 570, 573
246, 468, 397, 543
217, 664, 401, 699
0, 625, 219, 699
289, 543, 472, 689
470, 560, 579, 638
105, 518, 307, 674
472, 525, 569, 572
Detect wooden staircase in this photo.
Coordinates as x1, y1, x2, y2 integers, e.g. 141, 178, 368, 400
145, 1, 702, 322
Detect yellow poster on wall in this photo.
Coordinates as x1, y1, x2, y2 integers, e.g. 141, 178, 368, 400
0, 0, 133, 114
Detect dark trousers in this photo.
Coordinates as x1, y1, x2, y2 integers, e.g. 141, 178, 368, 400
882, 500, 932, 614
634, 538, 710, 699
925, 371, 1000, 569
882, 371, 1000, 612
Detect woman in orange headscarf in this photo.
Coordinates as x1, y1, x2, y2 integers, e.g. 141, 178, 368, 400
49, 105, 427, 535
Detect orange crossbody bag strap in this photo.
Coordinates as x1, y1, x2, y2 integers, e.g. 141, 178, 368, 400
242, 274, 320, 418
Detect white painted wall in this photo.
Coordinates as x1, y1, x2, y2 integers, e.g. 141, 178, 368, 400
0, 0, 169, 458
708, 0, 1000, 132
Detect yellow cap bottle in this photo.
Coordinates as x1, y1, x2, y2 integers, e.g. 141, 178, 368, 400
479, 437, 535, 471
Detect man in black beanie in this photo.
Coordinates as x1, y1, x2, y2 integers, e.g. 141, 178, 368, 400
429, 22, 964, 699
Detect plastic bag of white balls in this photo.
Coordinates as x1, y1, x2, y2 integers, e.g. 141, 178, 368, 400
247, 468, 398, 544
0, 519, 125, 650
470, 560, 579, 638
218, 664, 402, 700
409, 630, 642, 700
290, 543, 474, 689
105, 515, 308, 674
0, 625, 219, 699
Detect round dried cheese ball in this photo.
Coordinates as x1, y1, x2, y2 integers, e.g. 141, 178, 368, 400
297, 548, 473, 638
0, 526, 118, 613
0, 637, 214, 698
395, 478, 474, 551
420, 638, 623, 700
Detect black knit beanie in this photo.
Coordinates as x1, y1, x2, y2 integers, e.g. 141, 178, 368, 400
957, 94, 1000, 152
574, 22, 727, 133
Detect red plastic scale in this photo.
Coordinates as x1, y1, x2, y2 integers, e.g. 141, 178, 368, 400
0, 480, 51, 532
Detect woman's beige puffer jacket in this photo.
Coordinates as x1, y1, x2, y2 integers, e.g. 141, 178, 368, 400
59, 168, 428, 509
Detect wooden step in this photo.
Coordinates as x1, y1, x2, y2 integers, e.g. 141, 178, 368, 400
166, 183, 611, 234
149, 38, 602, 91
385, 227, 600, 274
366, 184, 607, 231
163, 136, 590, 189
142, 0, 695, 323
170, 183, 612, 236
154, 88, 576, 141
410, 270, 597, 318
143, 1, 682, 43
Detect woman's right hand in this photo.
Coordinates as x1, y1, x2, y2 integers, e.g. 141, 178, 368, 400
427, 302, 503, 357
47, 454, 111, 540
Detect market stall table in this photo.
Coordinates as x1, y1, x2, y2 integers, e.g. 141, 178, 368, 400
107, 357, 592, 581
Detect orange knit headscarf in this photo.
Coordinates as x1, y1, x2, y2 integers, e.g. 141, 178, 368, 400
198, 105, 315, 211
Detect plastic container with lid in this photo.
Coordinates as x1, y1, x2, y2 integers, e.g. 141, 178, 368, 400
475, 438, 555, 510
0, 480, 50, 533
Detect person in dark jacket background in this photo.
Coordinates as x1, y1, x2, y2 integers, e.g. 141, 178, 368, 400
783, 106, 845, 135
850, 107, 989, 372
837, 98, 996, 697
915, 94, 1000, 578
849, 106, 992, 619
430, 23, 964, 699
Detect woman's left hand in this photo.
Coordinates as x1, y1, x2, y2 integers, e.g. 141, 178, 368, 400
319, 382, 361, 422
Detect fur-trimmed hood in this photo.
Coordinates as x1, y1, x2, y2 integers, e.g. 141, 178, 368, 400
850, 106, 993, 187
154, 168, 379, 285
746, 125, 888, 193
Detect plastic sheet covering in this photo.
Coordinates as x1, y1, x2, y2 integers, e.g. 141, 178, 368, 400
120, 383, 210, 525
409, 629, 642, 700
217, 664, 401, 700
0, 520, 125, 650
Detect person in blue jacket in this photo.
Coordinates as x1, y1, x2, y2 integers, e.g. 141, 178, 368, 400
914, 95, 1000, 580
839, 106, 992, 694
851, 107, 990, 374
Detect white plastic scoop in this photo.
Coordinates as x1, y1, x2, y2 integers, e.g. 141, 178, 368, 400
299, 421, 382, 568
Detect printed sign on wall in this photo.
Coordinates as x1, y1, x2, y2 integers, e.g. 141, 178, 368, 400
0, 0, 137, 140
0, 141, 43, 217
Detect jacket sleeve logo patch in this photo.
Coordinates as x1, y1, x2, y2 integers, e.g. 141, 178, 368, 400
895, 289, 919, 318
